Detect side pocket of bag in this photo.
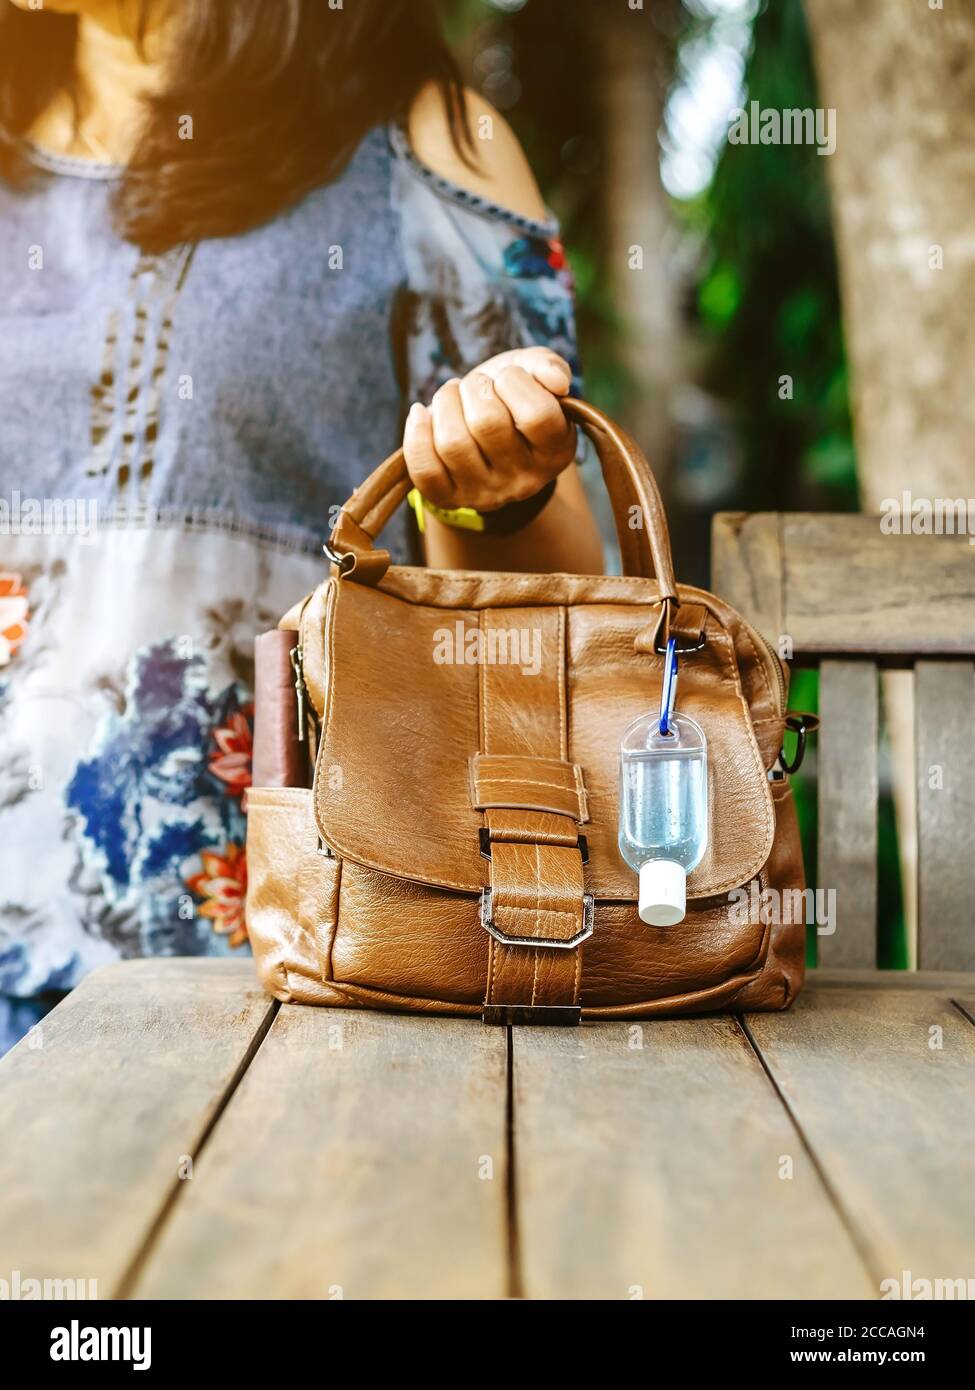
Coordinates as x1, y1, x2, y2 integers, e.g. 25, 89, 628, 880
731, 775, 807, 1011
298, 840, 342, 985
246, 786, 341, 1002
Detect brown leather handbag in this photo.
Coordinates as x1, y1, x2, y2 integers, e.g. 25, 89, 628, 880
246, 399, 806, 1023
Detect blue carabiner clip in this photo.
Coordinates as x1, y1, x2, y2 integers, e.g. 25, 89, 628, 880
659, 636, 678, 735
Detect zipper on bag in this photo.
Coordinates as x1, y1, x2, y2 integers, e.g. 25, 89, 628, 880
290, 643, 308, 743
750, 623, 788, 715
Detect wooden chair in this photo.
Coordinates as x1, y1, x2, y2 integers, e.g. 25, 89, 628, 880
712, 511, 975, 970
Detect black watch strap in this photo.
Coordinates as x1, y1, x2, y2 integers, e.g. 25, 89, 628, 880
480, 478, 557, 536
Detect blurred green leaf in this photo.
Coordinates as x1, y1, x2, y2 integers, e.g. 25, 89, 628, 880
699, 263, 742, 328
803, 435, 856, 488
777, 287, 822, 353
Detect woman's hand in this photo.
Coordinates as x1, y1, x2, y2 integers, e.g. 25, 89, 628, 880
403, 347, 577, 511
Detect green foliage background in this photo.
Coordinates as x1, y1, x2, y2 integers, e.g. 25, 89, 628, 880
690, 0, 857, 513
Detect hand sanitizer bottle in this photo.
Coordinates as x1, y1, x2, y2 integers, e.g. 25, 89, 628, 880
618, 711, 708, 926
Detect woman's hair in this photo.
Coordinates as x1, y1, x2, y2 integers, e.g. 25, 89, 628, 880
0, 0, 469, 251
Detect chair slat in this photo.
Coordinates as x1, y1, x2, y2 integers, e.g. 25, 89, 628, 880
817, 660, 878, 967
915, 660, 975, 970
780, 516, 975, 658
710, 511, 784, 647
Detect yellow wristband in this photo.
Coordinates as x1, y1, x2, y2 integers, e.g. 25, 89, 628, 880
407, 487, 485, 535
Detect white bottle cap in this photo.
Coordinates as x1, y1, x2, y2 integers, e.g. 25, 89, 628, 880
638, 860, 686, 926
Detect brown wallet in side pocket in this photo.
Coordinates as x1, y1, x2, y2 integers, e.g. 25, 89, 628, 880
251, 629, 307, 791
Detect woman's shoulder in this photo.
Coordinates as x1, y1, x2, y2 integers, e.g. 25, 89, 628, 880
388, 85, 579, 406
389, 83, 559, 239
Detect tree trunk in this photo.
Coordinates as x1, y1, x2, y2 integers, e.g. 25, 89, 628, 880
804, 0, 975, 965
804, 0, 975, 507
592, 4, 680, 483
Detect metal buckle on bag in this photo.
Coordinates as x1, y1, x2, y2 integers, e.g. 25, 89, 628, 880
322, 539, 355, 573
479, 887, 594, 949
478, 827, 589, 864
778, 712, 820, 775
653, 632, 707, 655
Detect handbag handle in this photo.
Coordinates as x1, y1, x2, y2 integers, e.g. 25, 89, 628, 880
327, 396, 678, 600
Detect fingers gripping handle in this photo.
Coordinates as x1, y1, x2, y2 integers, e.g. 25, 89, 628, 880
327, 397, 678, 598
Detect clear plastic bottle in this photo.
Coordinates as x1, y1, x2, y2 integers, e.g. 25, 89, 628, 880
618, 711, 708, 926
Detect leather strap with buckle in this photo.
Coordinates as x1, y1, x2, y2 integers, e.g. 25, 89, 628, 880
474, 609, 590, 1026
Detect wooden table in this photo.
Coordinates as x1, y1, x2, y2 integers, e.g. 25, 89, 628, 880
2, 959, 973, 1300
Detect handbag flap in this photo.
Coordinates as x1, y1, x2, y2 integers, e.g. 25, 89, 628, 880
309, 576, 775, 901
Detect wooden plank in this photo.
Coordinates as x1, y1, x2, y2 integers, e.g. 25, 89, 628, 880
781, 514, 975, 659
512, 1017, 874, 1300
817, 659, 878, 967
710, 512, 784, 649
746, 982, 975, 1288
915, 660, 975, 970
0, 959, 272, 1298
714, 513, 975, 661
132, 1008, 509, 1300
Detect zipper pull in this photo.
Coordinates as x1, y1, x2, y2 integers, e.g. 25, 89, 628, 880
290, 644, 307, 744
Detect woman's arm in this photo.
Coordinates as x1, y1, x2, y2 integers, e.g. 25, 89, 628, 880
402, 87, 604, 576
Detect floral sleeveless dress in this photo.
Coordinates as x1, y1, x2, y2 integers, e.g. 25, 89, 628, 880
0, 122, 580, 1052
